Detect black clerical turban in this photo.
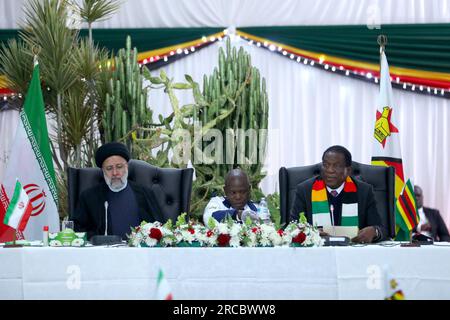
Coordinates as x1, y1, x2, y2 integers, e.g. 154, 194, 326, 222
95, 142, 130, 167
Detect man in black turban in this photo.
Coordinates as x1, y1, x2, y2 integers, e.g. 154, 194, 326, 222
73, 142, 162, 240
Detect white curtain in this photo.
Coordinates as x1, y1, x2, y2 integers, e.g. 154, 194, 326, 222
0, 109, 19, 182
1, 0, 449, 228
1, 0, 450, 28
148, 37, 450, 228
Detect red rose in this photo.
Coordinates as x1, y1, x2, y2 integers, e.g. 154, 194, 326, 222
292, 232, 306, 244
277, 229, 284, 236
135, 226, 141, 232
188, 228, 195, 234
252, 227, 259, 233
217, 234, 231, 246
149, 228, 163, 241
206, 230, 214, 237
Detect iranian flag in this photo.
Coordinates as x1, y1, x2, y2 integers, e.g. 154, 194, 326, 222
156, 268, 173, 300
0, 60, 59, 241
3, 180, 33, 231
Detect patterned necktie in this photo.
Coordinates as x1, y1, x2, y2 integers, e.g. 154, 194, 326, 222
330, 190, 338, 197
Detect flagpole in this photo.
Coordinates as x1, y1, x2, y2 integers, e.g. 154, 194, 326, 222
377, 34, 387, 63
3, 231, 23, 248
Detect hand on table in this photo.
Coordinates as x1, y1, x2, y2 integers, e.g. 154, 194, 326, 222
420, 223, 432, 232
351, 226, 376, 244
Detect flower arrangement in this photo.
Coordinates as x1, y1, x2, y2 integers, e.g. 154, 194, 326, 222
128, 220, 176, 247
282, 213, 324, 247
127, 213, 323, 248
173, 213, 205, 246
240, 222, 284, 247
207, 216, 242, 247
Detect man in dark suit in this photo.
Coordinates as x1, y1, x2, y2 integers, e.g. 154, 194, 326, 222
73, 142, 162, 240
290, 145, 387, 243
414, 185, 450, 242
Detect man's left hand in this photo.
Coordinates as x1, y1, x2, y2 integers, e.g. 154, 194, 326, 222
352, 226, 376, 244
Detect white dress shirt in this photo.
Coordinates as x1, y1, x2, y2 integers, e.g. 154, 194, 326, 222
417, 207, 432, 237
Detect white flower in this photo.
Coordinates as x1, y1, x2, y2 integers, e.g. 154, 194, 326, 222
180, 229, 195, 243
248, 232, 258, 247
229, 237, 240, 247
230, 224, 241, 237
71, 238, 85, 247
131, 237, 141, 247
217, 223, 229, 234
49, 240, 62, 247
144, 236, 158, 247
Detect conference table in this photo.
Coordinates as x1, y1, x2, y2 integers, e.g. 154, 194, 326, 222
1, 243, 450, 300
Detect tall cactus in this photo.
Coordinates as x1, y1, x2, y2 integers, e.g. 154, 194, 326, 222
190, 37, 269, 216
102, 36, 152, 156
137, 36, 269, 218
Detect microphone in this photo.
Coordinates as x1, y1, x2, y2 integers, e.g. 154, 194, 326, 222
330, 204, 335, 236
104, 201, 108, 236
90, 200, 122, 246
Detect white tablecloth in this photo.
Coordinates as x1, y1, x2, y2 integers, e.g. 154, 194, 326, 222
1, 245, 450, 299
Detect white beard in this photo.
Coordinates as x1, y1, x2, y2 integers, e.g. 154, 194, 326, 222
104, 170, 128, 192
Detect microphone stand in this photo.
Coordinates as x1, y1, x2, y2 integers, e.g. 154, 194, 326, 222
104, 201, 108, 236
330, 204, 335, 236
90, 201, 122, 246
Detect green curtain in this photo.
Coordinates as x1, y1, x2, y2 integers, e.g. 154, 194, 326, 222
239, 24, 450, 73
0, 27, 224, 55
2, 24, 450, 73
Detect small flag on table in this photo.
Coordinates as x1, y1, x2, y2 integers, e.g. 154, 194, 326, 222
3, 180, 33, 232
395, 179, 419, 240
156, 268, 173, 300
383, 265, 405, 300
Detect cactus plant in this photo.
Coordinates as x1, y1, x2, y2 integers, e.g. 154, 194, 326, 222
189, 37, 269, 217
102, 36, 154, 157
138, 36, 269, 219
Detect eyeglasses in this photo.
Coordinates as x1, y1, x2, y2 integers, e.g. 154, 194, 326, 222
103, 163, 127, 172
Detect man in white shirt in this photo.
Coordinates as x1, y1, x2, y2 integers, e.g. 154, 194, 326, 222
414, 185, 450, 242
203, 169, 258, 225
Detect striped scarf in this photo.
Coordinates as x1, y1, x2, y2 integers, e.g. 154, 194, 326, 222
311, 176, 359, 227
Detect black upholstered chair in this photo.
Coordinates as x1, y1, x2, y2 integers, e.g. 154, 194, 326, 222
68, 159, 194, 222
279, 161, 395, 238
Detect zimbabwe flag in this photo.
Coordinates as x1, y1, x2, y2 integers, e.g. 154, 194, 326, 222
371, 51, 409, 240
395, 179, 419, 241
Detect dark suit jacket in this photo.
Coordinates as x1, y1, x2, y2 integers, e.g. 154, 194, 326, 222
416, 207, 450, 242
72, 180, 163, 240
290, 176, 387, 241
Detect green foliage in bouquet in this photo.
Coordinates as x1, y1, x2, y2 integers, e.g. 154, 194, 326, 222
267, 192, 280, 228
175, 212, 189, 228
207, 216, 217, 230
299, 212, 308, 224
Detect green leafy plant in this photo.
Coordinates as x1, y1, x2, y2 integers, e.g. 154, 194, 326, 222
0, 0, 122, 218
